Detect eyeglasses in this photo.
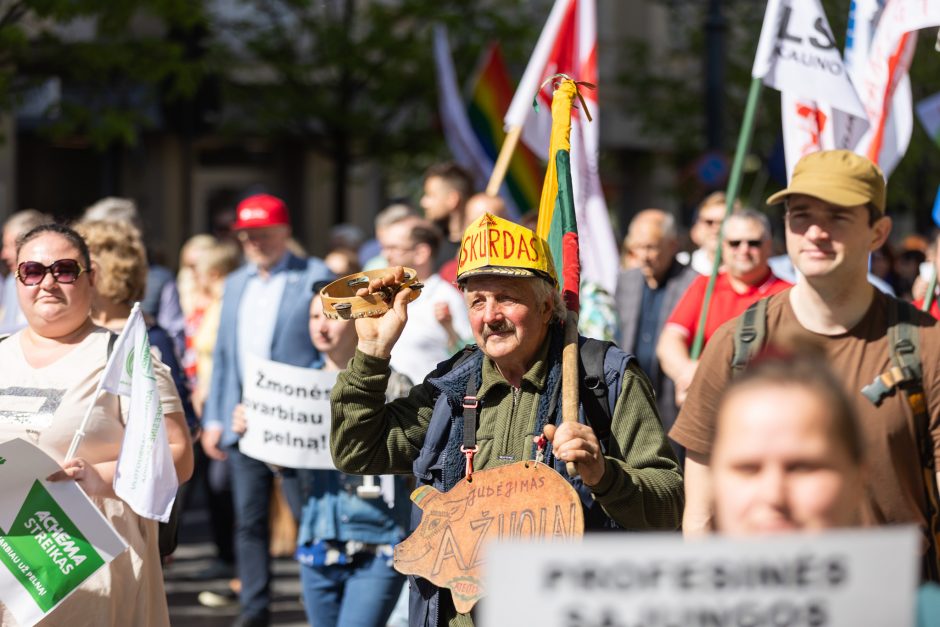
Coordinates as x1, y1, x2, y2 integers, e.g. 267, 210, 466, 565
16, 259, 86, 286
237, 229, 277, 243
725, 239, 763, 249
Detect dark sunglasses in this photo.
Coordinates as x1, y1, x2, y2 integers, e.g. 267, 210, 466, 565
16, 259, 86, 286
725, 239, 763, 249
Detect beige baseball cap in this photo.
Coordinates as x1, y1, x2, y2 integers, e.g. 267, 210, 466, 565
766, 150, 886, 213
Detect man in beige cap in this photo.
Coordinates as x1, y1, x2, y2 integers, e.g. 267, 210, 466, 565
671, 150, 940, 578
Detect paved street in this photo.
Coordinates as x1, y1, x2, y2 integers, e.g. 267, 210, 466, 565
163, 502, 307, 627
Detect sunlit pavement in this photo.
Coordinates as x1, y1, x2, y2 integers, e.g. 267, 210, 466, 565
163, 505, 307, 626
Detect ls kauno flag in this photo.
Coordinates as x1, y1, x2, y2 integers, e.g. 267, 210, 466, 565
102, 305, 177, 522
505, 0, 618, 295
753, 0, 866, 117
536, 79, 581, 314
766, 0, 870, 179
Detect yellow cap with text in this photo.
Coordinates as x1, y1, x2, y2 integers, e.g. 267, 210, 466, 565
455, 213, 557, 285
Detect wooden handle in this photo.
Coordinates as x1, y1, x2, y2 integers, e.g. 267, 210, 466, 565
562, 310, 580, 477
486, 126, 523, 197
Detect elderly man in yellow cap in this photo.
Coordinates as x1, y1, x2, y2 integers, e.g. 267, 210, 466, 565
330, 213, 682, 627
672, 150, 940, 577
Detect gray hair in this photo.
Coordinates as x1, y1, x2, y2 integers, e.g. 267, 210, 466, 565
627, 209, 678, 242
375, 203, 417, 229
4, 209, 52, 237
727, 208, 772, 240
83, 197, 141, 229
529, 278, 567, 325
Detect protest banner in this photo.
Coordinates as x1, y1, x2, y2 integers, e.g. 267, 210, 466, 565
238, 354, 337, 469
0, 438, 126, 627
482, 527, 919, 627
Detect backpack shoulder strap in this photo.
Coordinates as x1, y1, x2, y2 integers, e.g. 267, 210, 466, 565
578, 337, 635, 451
107, 331, 117, 357
881, 298, 940, 581
861, 299, 923, 406
731, 297, 768, 376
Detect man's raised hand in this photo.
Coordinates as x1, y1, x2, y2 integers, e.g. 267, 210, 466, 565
354, 266, 415, 359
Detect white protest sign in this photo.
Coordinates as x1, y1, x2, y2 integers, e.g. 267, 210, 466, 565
482, 527, 918, 627
238, 354, 337, 469
0, 438, 127, 627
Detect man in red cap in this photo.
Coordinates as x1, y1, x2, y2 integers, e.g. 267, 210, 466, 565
202, 193, 333, 627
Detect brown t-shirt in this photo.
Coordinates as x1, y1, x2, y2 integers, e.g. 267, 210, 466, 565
671, 288, 940, 537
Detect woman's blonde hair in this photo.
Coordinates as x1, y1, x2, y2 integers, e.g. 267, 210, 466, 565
75, 220, 147, 305
196, 240, 242, 278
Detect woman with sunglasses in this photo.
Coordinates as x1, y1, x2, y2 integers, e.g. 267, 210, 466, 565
0, 223, 193, 626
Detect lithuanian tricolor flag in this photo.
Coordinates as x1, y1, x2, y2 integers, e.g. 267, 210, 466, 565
535, 79, 580, 314
467, 43, 544, 216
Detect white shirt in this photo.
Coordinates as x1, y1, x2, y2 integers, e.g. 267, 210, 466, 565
236, 254, 290, 381
690, 248, 714, 276
390, 274, 471, 385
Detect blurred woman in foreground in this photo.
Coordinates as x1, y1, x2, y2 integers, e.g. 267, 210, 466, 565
709, 349, 939, 624
0, 223, 192, 626
710, 351, 867, 534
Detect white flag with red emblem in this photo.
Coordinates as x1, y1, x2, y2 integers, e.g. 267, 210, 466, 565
504, 0, 617, 296
849, 0, 940, 176
780, 95, 869, 180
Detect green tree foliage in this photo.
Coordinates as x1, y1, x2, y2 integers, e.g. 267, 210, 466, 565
0, 0, 210, 149
619, 0, 940, 225
207, 0, 537, 217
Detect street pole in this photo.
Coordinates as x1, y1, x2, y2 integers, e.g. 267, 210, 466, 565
705, 0, 726, 152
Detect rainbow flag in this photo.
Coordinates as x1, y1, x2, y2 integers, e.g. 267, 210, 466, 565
466, 43, 544, 216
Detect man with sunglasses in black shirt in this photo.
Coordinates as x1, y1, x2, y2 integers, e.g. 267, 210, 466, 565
656, 209, 791, 408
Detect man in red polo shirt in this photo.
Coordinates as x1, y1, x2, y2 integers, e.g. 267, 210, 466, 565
657, 209, 791, 406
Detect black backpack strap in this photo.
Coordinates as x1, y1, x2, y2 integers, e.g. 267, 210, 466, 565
107, 331, 117, 357
873, 299, 940, 581
731, 298, 768, 376
578, 337, 614, 449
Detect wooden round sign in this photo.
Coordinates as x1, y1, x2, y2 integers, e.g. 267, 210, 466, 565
394, 461, 585, 614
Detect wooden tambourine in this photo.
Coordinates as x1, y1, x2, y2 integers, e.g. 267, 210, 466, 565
319, 267, 423, 320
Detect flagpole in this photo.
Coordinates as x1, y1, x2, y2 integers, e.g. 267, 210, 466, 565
562, 309, 580, 478
485, 125, 523, 196
924, 270, 938, 313
690, 76, 763, 360
65, 303, 140, 460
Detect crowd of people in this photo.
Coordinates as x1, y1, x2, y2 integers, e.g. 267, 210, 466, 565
1, 148, 939, 626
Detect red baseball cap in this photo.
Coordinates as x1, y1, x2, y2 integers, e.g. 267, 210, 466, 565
233, 194, 290, 230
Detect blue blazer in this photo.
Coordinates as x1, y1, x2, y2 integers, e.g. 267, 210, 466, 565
204, 253, 333, 447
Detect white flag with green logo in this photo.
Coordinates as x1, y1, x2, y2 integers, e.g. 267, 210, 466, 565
102, 305, 178, 522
